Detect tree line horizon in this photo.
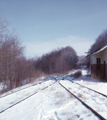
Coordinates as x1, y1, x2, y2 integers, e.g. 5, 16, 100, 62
0, 17, 106, 93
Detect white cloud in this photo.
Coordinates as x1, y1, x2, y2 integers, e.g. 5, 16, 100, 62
23, 36, 94, 58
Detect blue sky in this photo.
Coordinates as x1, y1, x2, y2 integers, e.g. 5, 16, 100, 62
0, 0, 107, 58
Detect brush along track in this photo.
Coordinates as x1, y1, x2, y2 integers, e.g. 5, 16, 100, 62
58, 80, 107, 120
0, 80, 56, 114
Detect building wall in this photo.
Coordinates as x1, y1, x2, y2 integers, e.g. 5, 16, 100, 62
91, 64, 107, 80
102, 49, 107, 63
91, 48, 107, 81
91, 48, 107, 64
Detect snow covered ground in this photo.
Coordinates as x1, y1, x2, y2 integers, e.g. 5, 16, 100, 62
0, 80, 99, 120
60, 80, 107, 119
0, 69, 107, 120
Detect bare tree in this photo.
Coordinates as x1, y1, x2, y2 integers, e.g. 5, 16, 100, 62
35, 46, 78, 74
88, 30, 107, 54
0, 17, 38, 93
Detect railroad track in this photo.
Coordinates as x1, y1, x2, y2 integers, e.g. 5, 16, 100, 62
1, 73, 107, 119
0, 80, 56, 114
0, 80, 44, 99
58, 80, 107, 120
71, 80, 107, 97
47, 74, 107, 97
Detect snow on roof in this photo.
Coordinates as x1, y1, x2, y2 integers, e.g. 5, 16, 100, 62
93, 44, 107, 55
86, 44, 107, 57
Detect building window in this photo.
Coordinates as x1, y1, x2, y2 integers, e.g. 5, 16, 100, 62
96, 58, 101, 70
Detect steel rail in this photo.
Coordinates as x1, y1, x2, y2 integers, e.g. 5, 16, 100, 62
0, 81, 56, 114
58, 81, 106, 120
0, 81, 44, 99
71, 80, 107, 97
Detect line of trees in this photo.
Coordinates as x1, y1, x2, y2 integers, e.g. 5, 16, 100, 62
88, 30, 107, 54
77, 55, 87, 67
35, 46, 78, 74
86, 30, 107, 68
0, 17, 79, 93
0, 18, 35, 92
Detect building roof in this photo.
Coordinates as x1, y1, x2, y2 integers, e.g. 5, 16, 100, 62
93, 44, 107, 55
86, 44, 107, 57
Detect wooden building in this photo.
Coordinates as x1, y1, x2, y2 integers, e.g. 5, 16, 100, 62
89, 45, 107, 80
